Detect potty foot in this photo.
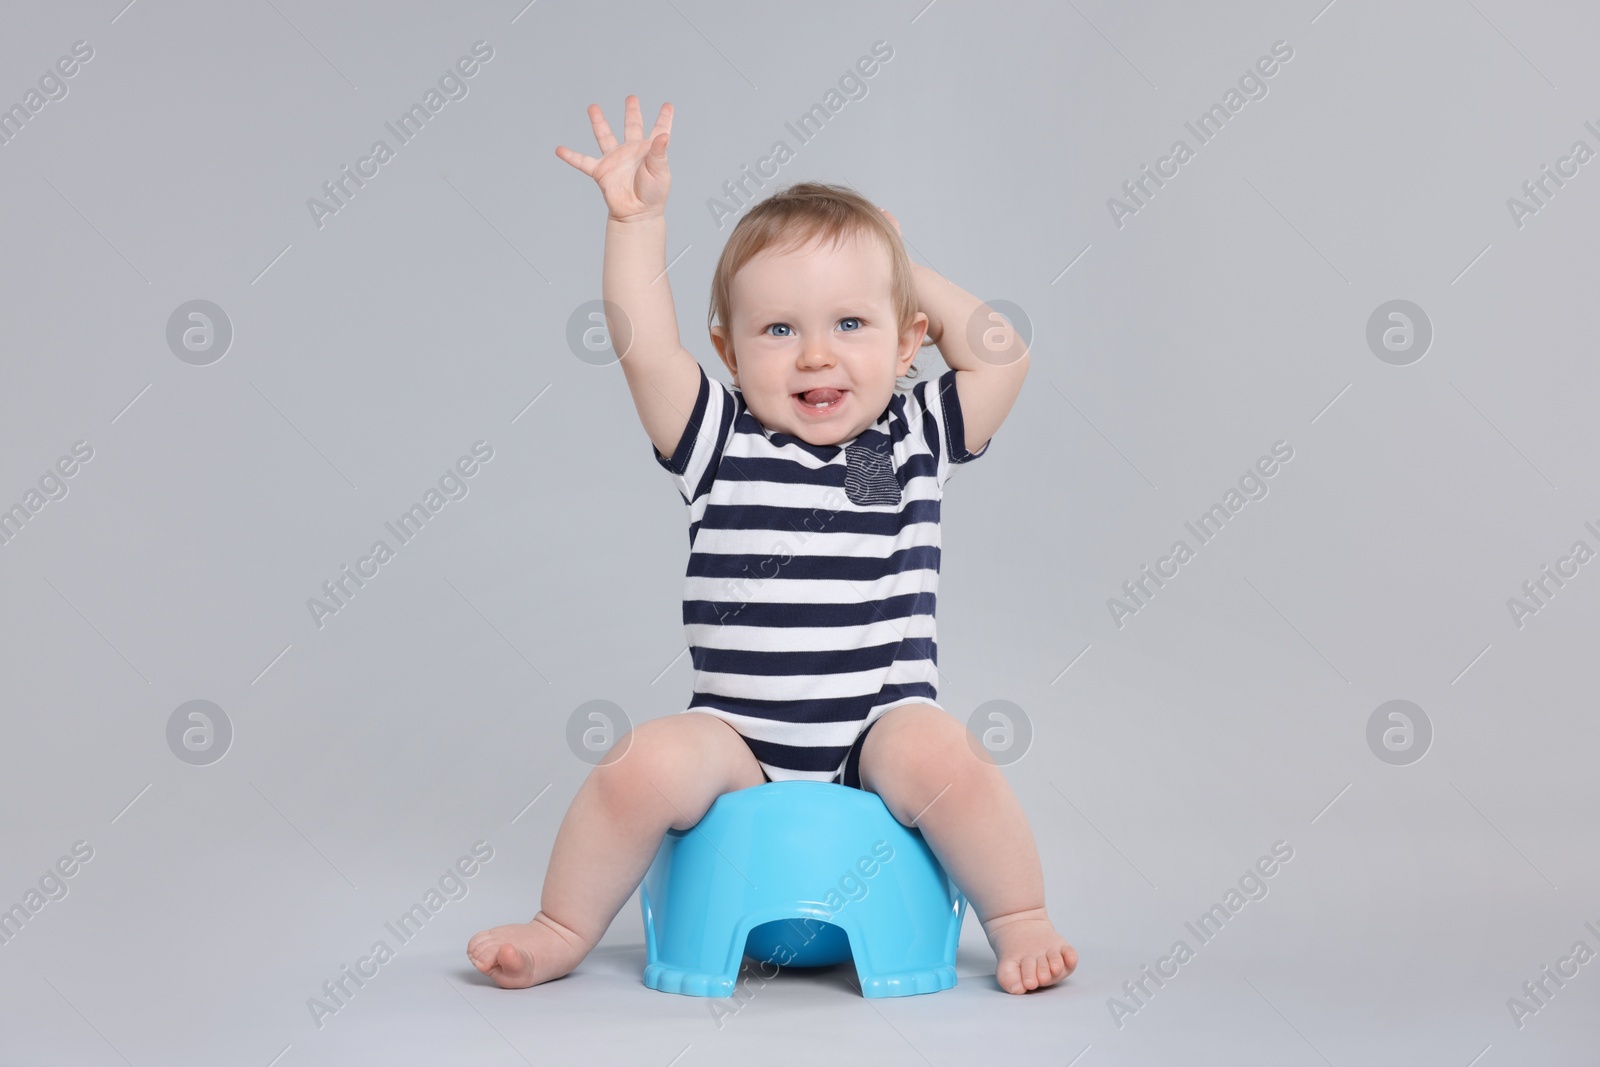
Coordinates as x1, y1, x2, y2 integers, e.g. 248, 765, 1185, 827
857, 964, 959, 999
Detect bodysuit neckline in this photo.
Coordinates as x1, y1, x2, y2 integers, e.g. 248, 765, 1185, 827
732, 384, 897, 461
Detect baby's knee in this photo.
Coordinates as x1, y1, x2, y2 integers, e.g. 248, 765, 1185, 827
864, 705, 985, 808
591, 717, 702, 821
877, 705, 972, 764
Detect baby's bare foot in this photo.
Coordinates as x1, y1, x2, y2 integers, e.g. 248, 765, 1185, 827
467, 912, 590, 989
981, 908, 1078, 995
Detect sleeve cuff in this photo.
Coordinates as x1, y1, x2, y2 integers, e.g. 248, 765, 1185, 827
937, 368, 990, 463
655, 361, 711, 475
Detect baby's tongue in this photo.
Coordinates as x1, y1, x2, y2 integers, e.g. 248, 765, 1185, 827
801, 388, 843, 404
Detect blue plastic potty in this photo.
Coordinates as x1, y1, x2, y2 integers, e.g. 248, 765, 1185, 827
640, 780, 966, 998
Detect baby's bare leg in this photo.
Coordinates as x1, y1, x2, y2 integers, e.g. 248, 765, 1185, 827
859, 704, 1078, 995
467, 712, 765, 988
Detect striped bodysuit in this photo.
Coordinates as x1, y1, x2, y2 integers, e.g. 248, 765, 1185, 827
653, 362, 990, 788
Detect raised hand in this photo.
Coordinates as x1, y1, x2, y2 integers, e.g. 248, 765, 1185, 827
555, 95, 673, 223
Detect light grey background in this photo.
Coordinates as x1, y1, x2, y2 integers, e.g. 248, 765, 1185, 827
1, 0, 1596, 1064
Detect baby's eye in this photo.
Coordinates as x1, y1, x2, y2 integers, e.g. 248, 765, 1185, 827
838, 317, 862, 331
765, 323, 794, 337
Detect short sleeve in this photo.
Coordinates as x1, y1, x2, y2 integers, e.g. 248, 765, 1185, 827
907, 368, 991, 488
652, 360, 737, 505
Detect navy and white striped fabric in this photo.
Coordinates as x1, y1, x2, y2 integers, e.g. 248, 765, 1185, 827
653, 362, 991, 784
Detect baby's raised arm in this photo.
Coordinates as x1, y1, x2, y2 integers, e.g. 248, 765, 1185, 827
555, 95, 701, 462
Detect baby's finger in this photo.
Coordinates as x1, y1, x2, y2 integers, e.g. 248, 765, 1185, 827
554, 144, 598, 176
623, 94, 644, 142
587, 103, 619, 154
647, 101, 674, 144
642, 133, 671, 179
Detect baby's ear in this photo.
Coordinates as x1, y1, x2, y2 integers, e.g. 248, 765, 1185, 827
709, 326, 738, 378
899, 311, 931, 364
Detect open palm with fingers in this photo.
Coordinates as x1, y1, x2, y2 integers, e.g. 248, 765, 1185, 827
555, 94, 674, 222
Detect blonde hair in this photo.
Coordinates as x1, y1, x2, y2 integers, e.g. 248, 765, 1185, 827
708, 181, 923, 386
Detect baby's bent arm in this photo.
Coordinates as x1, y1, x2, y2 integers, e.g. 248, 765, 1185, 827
603, 215, 702, 463
908, 261, 1029, 457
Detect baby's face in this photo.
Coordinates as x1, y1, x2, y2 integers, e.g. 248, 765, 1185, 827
712, 231, 925, 446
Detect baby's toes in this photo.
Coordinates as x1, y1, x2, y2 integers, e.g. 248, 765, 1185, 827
996, 956, 1024, 995
495, 943, 534, 982
474, 945, 510, 976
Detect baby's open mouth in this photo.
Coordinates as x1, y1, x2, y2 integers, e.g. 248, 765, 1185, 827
793, 388, 847, 411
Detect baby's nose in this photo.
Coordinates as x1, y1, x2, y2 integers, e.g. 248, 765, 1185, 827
798, 342, 836, 366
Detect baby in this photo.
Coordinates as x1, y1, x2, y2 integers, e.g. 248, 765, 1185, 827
468, 96, 1077, 996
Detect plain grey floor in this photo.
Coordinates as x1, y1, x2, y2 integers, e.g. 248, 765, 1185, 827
4, 0, 1599, 1064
